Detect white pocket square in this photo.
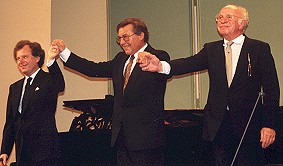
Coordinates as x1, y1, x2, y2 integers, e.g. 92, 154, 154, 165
35, 87, 40, 91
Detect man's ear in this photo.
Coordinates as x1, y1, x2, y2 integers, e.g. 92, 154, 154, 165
239, 20, 248, 30
36, 56, 40, 63
139, 32, 145, 41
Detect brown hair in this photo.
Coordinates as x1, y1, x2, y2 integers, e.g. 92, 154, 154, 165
116, 18, 149, 42
13, 40, 45, 68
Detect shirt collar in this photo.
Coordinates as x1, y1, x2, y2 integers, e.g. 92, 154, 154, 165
223, 35, 245, 46
133, 43, 148, 58
25, 68, 40, 82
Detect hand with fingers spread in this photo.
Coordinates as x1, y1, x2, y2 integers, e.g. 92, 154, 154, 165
260, 127, 276, 148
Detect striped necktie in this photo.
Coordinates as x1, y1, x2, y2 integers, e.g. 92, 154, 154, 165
123, 55, 135, 91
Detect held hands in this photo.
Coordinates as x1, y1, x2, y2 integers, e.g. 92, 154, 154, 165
51, 39, 66, 52
0, 154, 9, 166
260, 127, 276, 148
47, 39, 66, 62
47, 44, 60, 62
137, 52, 163, 72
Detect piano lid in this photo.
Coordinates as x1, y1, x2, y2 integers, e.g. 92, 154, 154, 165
63, 95, 114, 116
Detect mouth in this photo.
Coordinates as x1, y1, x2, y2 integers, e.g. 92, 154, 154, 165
218, 26, 230, 31
122, 44, 131, 50
19, 64, 28, 70
219, 25, 228, 28
20, 67, 27, 71
219, 23, 230, 28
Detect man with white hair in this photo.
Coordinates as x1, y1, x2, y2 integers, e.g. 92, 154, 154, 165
138, 4, 280, 165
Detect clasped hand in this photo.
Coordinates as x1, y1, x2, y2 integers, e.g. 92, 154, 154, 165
137, 52, 162, 72
47, 39, 66, 62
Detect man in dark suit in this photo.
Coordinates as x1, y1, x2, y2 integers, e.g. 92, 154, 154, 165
0, 40, 65, 166
138, 5, 280, 165
50, 18, 170, 165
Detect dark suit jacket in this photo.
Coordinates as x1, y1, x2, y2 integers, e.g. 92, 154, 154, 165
64, 44, 170, 150
169, 36, 280, 141
0, 61, 65, 165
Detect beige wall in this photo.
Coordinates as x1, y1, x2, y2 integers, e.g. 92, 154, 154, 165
0, 0, 107, 164
51, 0, 108, 132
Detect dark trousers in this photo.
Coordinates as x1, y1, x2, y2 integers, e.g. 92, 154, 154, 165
17, 159, 61, 166
212, 111, 265, 166
116, 130, 164, 166
19, 145, 61, 166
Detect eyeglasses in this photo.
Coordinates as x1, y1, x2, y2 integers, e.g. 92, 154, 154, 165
116, 33, 136, 43
215, 14, 241, 22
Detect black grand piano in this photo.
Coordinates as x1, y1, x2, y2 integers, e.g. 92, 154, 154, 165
59, 95, 283, 166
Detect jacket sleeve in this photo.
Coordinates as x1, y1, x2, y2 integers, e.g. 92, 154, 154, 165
48, 60, 65, 93
1, 86, 16, 156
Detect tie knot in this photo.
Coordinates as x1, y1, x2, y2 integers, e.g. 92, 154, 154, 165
130, 55, 135, 60
26, 77, 32, 85
227, 41, 234, 46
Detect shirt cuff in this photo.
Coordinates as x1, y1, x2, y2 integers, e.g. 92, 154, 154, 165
60, 48, 71, 63
159, 61, 171, 75
46, 59, 55, 67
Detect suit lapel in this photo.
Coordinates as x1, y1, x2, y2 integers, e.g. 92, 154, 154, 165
22, 69, 44, 114
123, 62, 141, 94
211, 41, 229, 88
119, 54, 130, 93
13, 79, 25, 115
230, 37, 251, 88
123, 45, 153, 95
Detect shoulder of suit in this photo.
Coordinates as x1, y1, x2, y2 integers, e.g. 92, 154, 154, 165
11, 78, 24, 87
146, 44, 168, 55
114, 51, 128, 60
245, 37, 269, 46
203, 40, 223, 48
34, 69, 51, 80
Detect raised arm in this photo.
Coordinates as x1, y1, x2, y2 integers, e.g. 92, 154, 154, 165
47, 43, 65, 93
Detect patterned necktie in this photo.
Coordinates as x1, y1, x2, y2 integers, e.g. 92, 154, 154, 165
22, 77, 32, 111
225, 41, 234, 86
123, 55, 135, 91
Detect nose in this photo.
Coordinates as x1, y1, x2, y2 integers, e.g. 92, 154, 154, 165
119, 38, 126, 45
217, 19, 228, 25
18, 57, 23, 62
222, 18, 228, 22
17, 57, 25, 65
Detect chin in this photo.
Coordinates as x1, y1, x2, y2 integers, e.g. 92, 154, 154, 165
124, 51, 132, 55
